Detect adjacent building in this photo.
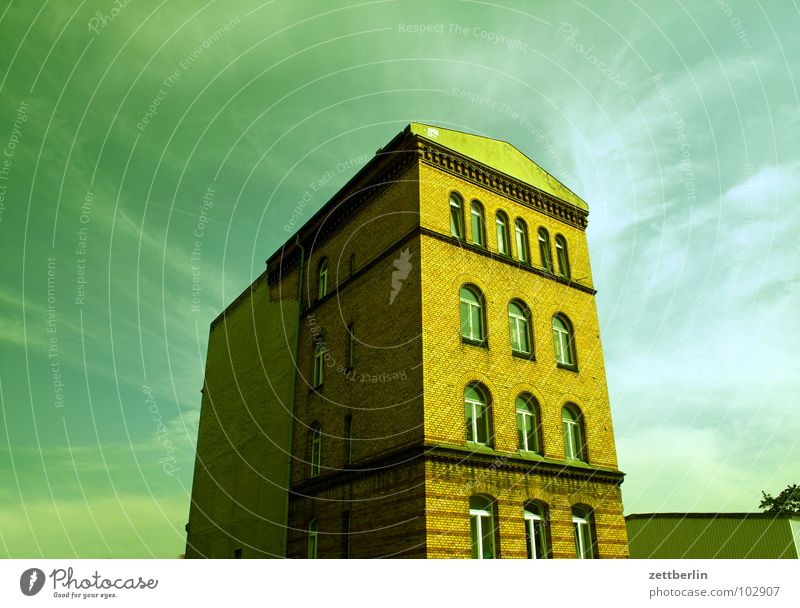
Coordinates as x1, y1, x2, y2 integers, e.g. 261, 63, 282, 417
185, 122, 629, 558
627, 513, 800, 558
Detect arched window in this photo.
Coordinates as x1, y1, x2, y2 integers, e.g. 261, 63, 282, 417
450, 193, 465, 238
555, 234, 570, 278
495, 211, 511, 255
562, 404, 586, 461
508, 300, 532, 355
318, 258, 328, 298
515, 218, 530, 263
307, 518, 318, 558
310, 423, 322, 477
572, 505, 595, 559
524, 501, 549, 559
552, 314, 576, 367
516, 394, 541, 453
459, 285, 485, 344
538, 228, 553, 272
313, 342, 326, 387
464, 383, 491, 446
470, 201, 486, 246
469, 495, 497, 559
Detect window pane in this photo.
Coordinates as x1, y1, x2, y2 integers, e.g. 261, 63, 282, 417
450, 200, 463, 237
470, 305, 483, 340
476, 404, 489, 444
481, 514, 495, 558
465, 400, 474, 442
470, 515, 480, 559
496, 214, 508, 254
517, 412, 525, 449
471, 204, 484, 245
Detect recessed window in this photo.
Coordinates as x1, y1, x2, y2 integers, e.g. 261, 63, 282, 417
538, 228, 553, 272
233, 548, 242, 559
572, 505, 595, 559
508, 300, 532, 355
307, 519, 318, 559
344, 414, 353, 465
524, 502, 549, 559
562, 404, 586, 461
470, 201, 486, 246
515, 219, 530, 263
310, 423, 322, 477
450, 193, 465, 238
495, 211, 511, 255
552, 314, 576, 367
469, 495, 497, 559
349, 253, 356, 276
464, 383, 491, 446
341, 510, 351, 558
318, 258, 328, 299
555, 234, 570, 278
347, 323, 355, 370
516, 394, 541, 453
313, 342, 326, 387
459, 285, 486, 344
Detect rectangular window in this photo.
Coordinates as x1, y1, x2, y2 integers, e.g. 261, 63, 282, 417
344, 415, 352, 465
311, 429, 321, 477
233, 548, 242, 559
347, 324, 355, 369
341, 510, 351, 558
470, 511, 495, 559
573, 516, 593, 559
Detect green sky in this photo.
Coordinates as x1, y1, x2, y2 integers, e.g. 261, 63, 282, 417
0, 0, 798, 557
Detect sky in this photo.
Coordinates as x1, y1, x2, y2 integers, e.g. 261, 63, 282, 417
0, 0, 798, 558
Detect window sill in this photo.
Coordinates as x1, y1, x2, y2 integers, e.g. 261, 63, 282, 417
462, 337, 488, 349
556, 362, 578, 373
466, 441, 495, 452
511, 350, 535, 361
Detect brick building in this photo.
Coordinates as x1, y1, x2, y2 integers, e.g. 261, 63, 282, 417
185, 123, 629, 559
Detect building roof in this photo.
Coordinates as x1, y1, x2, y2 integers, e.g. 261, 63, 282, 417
407, 122, 589, 211
627, 512, 800, 520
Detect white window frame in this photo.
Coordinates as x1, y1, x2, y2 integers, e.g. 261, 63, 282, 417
496, 212, 509, 254
515, 219, 529, 262
509, 304, 530, 354
573, 511, 592, 559
450, 194, 464, 238
517, 398, 537, 452
553, 317, 573, 365
460, 290, 483, 342
524, 508, 545, 559
562, 408, 582, 460
470, 203, 485, 246
470, 506, 494, 559
465, 394, 488, 445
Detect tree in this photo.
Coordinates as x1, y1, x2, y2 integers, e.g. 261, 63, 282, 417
759, 484, 800, 515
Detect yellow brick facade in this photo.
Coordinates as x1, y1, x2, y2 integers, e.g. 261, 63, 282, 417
187, 123, 628, 559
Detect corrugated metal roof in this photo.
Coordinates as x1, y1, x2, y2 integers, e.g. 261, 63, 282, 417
626, 513, 799, 558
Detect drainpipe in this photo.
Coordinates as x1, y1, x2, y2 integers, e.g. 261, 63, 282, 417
283, 235, 304, 557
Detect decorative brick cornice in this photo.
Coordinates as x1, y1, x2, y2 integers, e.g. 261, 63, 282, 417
289, 442, 624, 497
417, 139, 589, 230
